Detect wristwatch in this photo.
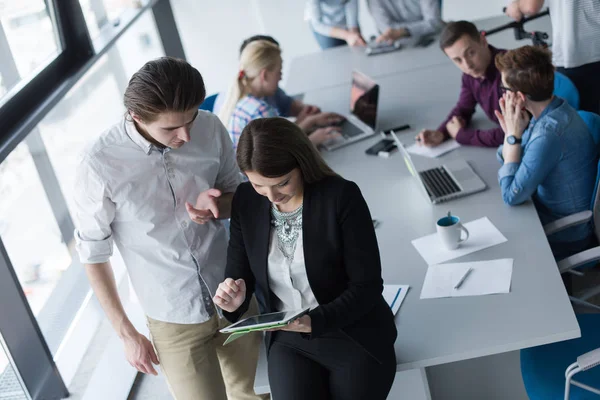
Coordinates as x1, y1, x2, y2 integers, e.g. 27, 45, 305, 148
506, 135, 522, 145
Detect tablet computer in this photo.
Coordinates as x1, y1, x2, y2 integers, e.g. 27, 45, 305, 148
220, 308, 310, 334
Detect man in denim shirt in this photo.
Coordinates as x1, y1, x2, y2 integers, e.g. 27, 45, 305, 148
495, 46, 598, 259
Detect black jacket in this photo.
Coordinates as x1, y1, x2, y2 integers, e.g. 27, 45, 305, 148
223, 175, 397, 363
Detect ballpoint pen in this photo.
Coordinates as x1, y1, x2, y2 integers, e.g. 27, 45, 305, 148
454, 267, 473, 290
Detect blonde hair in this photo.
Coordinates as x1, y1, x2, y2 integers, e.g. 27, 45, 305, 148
218, 40, 282, 126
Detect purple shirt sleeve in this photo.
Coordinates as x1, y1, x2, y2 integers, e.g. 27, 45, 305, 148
455, 126, 505, 147
438, 73, 504, 148
438, 74, 477, 136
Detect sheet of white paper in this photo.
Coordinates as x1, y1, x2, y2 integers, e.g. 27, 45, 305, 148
420, 259, 513, 299
383, 285, 410, 315
412, 217, 508, 265
406, 140, 460, 158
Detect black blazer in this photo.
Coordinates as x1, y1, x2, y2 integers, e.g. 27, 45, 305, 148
223, 175, 397, 363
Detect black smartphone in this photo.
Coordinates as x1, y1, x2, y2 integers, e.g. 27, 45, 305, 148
381, 124, 411, 136
365, 139, 396, 155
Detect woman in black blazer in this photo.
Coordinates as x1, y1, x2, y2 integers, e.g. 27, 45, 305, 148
213, 117, 397, 400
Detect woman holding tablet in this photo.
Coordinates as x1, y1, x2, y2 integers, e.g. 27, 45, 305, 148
213, 117, 397, 400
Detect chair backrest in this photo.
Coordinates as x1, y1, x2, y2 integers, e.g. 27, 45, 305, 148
199, 93, 218, 112
554, 71, 579, 110
580, 111, 600, 239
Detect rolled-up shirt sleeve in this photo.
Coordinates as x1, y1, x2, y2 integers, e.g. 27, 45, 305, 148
497, 132, 561, 206
214, 117, 242, 194
73, 158, 116, 264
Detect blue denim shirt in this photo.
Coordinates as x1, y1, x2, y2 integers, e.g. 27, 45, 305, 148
497, 97, 598, 244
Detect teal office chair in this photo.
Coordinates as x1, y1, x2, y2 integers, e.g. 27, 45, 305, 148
554, 72, 580, 110
541, 112, 600, 311
199, 93, 218, 112
521, 313, 600, 400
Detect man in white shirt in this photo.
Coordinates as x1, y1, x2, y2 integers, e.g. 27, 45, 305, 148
506, 0, 600, 113
73, 57, 266, 400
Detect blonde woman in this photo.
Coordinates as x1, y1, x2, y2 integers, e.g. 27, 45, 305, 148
219, 40, 343, 151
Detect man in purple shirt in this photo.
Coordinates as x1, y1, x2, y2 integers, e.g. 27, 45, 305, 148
416, 20, 505, 147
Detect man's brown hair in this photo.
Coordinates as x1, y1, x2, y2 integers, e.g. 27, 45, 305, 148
124, 57, 205, 122
439, 20, 481, 51
495, 46, 554, 101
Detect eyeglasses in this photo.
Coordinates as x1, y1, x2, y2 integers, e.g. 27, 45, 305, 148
499, 85, 516, 94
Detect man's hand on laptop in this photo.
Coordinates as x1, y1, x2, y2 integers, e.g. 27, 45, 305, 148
415, 129, 445, 147
214, 278, 247, 313
298, 112, 344, 132
295, 104, 321, 125
309, 126, 342, 146
186, 188, 221, 224
311, 112, 345, 127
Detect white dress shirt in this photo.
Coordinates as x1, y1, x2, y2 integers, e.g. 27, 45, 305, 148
73, 111, 241, 324
267, 228, 319, 312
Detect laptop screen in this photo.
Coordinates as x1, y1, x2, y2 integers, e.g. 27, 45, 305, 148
350, 71, 379, 130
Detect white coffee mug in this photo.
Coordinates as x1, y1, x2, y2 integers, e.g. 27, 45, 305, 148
436, 215, 469, 250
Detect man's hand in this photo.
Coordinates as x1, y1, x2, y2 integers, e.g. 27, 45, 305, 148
345, 30, 367, 46
295, 104, 321, 125
496, 92, 529, 139
302, 104, 321, 115
186, 188, 221, 224
213, 278, 247, 313
505, 1, 524, 21
445, 116, 465, 138
123, 331, 160, 375
309, 126, 342, 146
299, 112, 344, 132
376, 28, 408, 44
415, 129, 445, 147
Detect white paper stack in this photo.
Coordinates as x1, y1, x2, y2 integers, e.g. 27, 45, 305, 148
420, 259, 514, 299
406, 140, 461, 158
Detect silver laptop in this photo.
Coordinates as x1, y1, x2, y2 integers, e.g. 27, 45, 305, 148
323, 71, 380, 151
389, 131, 487, 204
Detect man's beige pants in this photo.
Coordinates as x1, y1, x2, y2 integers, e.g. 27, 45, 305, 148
147, 299, 269, 400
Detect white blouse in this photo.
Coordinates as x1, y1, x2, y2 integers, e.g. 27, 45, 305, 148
267, 227, 319, 312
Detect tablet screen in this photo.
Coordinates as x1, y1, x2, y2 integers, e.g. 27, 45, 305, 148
222, 309, 309, 333
231, 312, 289, 328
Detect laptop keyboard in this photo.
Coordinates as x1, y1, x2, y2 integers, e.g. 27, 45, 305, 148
340, 120, 364, 138
419, 167, 461, 199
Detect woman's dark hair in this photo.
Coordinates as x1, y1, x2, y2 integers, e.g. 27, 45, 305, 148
124, 57, 205, 122
237, 118, 338, 183
495, 45, 554, 101
439, 20, 481, 51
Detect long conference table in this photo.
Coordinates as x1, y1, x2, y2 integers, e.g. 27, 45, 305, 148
255, 13, 577, 398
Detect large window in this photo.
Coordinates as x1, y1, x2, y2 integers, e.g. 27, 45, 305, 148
0, 8, 165, 356
0, 0, 61, 104
79, 0, 145, 39
39, 10, 164, 218
0, 1, 183, 397
0, 143, 72, 318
